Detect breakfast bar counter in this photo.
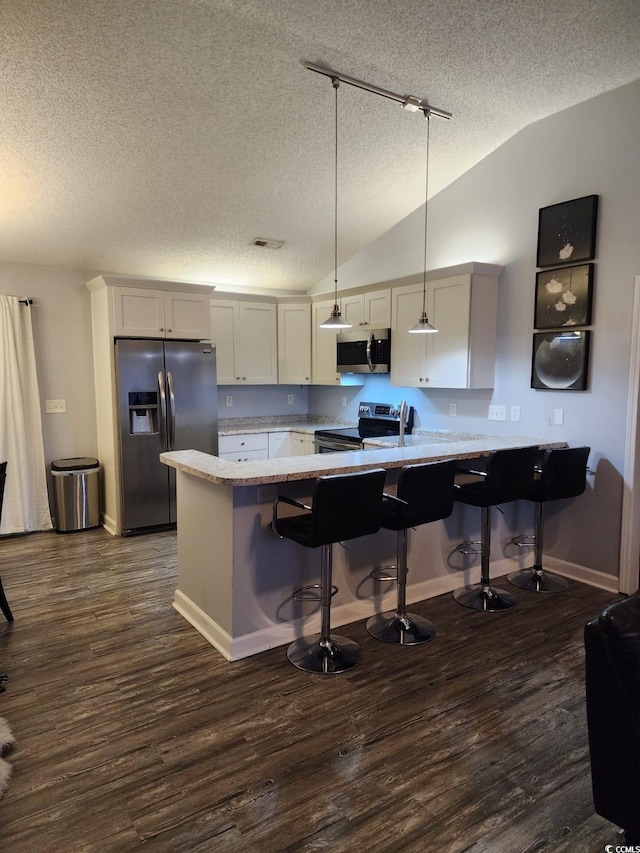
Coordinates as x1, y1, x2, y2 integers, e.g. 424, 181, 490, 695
161, 434, 564, 661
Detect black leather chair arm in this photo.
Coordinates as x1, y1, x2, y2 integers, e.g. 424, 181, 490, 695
271, 495, 312, 537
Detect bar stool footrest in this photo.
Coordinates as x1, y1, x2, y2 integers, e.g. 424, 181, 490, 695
287, 634, 361, 674
366, 611, 436, 645
370, 565, 397, 582
455, 540, 482, 556
511, 534, 536, 548
292, 583, 338, 602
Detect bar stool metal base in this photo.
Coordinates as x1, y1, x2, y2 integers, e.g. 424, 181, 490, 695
507, 569, 569, 593
452, 583, 516, 611
286, 634, 362, 675
366, 611, 436, 645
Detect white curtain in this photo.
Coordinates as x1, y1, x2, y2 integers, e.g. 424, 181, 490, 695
0, 296, 52, 534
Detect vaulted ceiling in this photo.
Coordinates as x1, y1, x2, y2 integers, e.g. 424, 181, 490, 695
2, 0, 640, 292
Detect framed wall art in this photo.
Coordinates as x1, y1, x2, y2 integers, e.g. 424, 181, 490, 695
536, 194, 598, 268
531, 330, 590, 391
534, 263, 594, 330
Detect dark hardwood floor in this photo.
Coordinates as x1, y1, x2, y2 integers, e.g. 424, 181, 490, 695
0, 527, 623, 851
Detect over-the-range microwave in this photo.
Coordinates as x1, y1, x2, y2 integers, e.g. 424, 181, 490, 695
336, 328, 391, 374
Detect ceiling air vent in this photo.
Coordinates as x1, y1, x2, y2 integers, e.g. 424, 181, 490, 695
251, 237, 285, 249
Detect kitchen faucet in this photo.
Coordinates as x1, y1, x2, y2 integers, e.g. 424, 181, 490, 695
398, 399, 409, 447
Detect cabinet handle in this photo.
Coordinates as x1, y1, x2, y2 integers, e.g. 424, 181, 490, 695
240, 441, 245, 446
160, 327, 164, 331
236, 376, 241, 380
167, 328, 172, 333
242, 376, 246, 380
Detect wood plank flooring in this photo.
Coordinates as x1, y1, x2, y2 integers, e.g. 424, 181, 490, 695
0, 527, 624, 851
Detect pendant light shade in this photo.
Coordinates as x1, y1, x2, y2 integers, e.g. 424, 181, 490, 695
409, 113, 438, 334
320, 78, 352, 329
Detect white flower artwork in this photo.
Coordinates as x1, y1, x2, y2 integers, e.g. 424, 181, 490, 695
536, 195, 598, 268
535, 264, 593, 329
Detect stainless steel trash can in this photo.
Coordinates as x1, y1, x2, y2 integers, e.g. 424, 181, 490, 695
51, 457, 100, 533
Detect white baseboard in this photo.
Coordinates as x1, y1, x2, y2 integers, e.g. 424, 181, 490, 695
174, 557, 619, 662
101, 513, 118, 537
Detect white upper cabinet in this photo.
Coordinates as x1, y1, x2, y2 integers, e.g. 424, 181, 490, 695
210, 299, 278, 385
341, 289, 391, 329
311, 300, 341, 385
391, 270, 498, 389
277, 303, 311, 384
112, 286, 211, 340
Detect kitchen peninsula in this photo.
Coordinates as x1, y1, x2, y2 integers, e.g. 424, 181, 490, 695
161, 434, 563, 661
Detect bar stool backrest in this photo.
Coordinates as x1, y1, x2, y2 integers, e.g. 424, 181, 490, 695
534, 446, 590, 502
481, 446, 539, 506
387, 460, 457, 530
308, 468, 387, 547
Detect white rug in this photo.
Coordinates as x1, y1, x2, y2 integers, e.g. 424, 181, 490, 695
0, 715, 15, 798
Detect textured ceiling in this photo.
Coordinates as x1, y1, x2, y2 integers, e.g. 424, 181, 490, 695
2, 0, 640, 293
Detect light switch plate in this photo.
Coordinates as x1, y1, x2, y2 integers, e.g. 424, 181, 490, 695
45, 399, 66, 413
554, 408, 564, 425
488, 405, 506, 421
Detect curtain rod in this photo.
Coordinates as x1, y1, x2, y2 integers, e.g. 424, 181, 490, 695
19, 298, 33, 305
303, 61, 452, 120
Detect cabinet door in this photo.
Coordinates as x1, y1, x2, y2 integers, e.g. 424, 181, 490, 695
210, 301, 239, 384
238, 302, 278, 384
341, 294, 365, 328
364, 289, 391, 328
113, 287, 165, 337
268, 431, 292, 458
164, 292, 211, 340
390, 284, 429, 388
277, 303, 311, 384
311, 301, 340, 385
426, 275, 471, 388
290, 431, 314, 455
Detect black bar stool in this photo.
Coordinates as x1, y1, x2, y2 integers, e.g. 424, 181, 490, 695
0, 462, 13, 623
366, 460, 457, 645
507, 446, 590, 593
453, 447, 538, 611
272, 468, 387, 675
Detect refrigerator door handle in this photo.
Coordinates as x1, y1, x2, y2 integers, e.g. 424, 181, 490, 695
158, 370, 168, 451
167, 371, 176, 450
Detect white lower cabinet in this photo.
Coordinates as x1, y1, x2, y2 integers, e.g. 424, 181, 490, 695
218, 433, 268, 461
268, 431, 292, 458
290, 430, 315, 455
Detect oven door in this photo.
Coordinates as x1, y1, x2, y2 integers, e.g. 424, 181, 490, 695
314, 435, 363, 453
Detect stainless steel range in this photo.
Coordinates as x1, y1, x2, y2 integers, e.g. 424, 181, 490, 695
314, 401, 414, 453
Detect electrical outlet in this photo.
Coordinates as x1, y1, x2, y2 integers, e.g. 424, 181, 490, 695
45, 399, 66, 414
225, 395, 233, 407
510, 405, 521, 422
554, 408, 564, 425
488, 405, 506, 421
341, 396, 347, 408
256, 484, 278, 503
287, 394, 294, 405
449, 402, 457, 417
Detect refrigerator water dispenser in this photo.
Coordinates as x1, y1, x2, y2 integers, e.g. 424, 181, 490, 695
128, 391, 158, 434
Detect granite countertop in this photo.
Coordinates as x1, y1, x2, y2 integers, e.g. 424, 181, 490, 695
161, 435, 566, 487
218, 416, 355, 436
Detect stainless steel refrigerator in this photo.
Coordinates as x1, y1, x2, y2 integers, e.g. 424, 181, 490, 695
115, 338, 218, 533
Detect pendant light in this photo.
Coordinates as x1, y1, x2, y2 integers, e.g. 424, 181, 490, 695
409, 112, 438, 334
320, 77, 352, 329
